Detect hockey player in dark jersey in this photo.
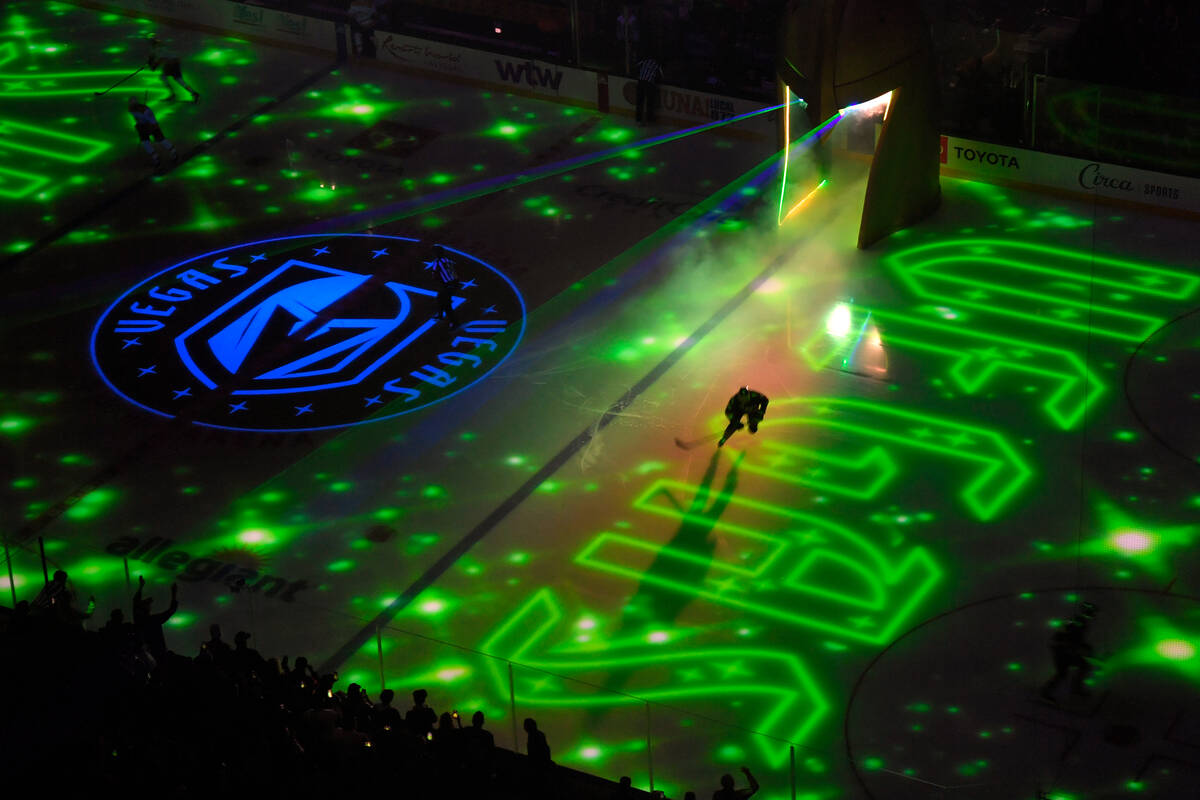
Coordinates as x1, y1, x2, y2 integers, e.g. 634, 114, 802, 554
718, 386, 769, 447
128, 96, 178, 172
148, 36, 199, 102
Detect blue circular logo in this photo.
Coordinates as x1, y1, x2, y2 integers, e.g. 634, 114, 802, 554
92, 234, 526, 432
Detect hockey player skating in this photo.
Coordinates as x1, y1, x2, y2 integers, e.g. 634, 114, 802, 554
718, 386, 769, 447
148, 36, 199, 102
128, 96, 178, 172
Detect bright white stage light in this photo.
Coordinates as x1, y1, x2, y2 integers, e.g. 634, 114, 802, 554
826, 302, 852, 337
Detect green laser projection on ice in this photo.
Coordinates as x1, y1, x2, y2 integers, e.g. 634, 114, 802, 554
886, 239, 1199, 342
801, 304, 1104, 430
577, 484, 941, 644
481, 587, 831, 767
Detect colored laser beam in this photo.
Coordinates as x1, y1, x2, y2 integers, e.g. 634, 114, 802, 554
776, 108, 841, 225
317, 97, 817, 233
777, 86, 795, 227
780, 179, 828, 224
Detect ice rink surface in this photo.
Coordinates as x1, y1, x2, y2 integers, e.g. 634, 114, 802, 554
4, 3, 1200, 798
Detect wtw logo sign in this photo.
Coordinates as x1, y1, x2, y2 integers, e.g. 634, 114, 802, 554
92, 234, 526, 432
494, 59, 563, 90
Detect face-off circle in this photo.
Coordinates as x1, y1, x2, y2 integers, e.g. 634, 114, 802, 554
92, 234, 525, 432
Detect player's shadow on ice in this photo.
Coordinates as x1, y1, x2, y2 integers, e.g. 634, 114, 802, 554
629, 449, 742, 625
590, 450, 742, 708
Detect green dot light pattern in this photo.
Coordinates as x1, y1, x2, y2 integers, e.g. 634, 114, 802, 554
7, 4, 1200, 798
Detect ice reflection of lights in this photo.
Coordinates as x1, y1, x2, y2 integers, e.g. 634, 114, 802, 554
756, 276, 786, 294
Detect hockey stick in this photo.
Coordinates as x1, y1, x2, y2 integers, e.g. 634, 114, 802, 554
673, 432, 721, 450
94, 65, 145, 96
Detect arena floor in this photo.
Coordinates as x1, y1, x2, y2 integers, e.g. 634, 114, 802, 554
4, 3, 1200, 798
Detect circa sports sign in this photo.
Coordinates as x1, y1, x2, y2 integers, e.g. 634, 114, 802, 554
92, 234, 525, 432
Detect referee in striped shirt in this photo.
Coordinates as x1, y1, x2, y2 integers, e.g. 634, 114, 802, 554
636, 54, 664, 124
429, 244, 460, 329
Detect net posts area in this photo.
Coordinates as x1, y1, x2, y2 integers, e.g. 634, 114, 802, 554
3, 3, 1200, 800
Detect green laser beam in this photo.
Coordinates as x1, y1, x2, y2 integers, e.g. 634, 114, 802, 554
329, 98, 813, 230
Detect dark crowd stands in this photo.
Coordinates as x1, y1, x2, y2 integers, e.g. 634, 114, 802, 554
0, 571, 745, 798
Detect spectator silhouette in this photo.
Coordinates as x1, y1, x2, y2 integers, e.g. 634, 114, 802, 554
524, 717, 554, 798
286, 654, 317, 682
431, 710, 462, 772
342, 683, 373, 734
99, 608, 134, 649
462, 710, 495, 783
283, 655, 317, 711
372, 688, 403, 735
259, 656, 285, 692
5, 600, 32, 635
132, 575, 178, 661
32, 569, 92, 626
618, 775, 636, 797
435, 711, 459, 739
714, 766, 759, 799
525, 716, 551, 762
463, 710, 494, 751
200, 623, 232, 664
32, 569, 70, 611
4, 564, 789, 796
406, 688, 437, 740
685, 793, 698, 800
232, 630, 263, 675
